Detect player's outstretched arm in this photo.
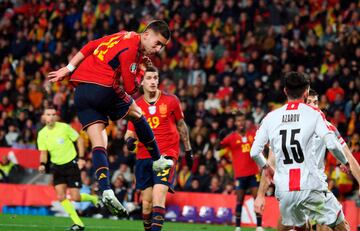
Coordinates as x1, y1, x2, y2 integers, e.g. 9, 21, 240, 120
48, 52, 85, 82
342, 145, 360, 192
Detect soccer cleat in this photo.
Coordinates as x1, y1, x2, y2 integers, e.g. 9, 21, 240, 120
235, 227, 241, 231
255, 227, 264, 231
68, 224, 85, 230
102, 189, 129, 218
152, 155, 174, 171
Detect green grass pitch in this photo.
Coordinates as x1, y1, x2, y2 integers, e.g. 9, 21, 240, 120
0, 214, 276, 231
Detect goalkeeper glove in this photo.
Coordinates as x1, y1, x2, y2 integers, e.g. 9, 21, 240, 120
185, 150, 193, 169
126, 137, 137, 152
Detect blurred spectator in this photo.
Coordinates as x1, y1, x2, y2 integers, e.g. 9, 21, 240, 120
0, 155, 14, 182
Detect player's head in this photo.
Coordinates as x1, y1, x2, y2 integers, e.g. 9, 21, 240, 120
235, 112, 246, 133
306, 89, 319, 108
141, 20, 170, 55
42, 105, 58, 127
283, 71, 310, 101
141, 66, 159, 94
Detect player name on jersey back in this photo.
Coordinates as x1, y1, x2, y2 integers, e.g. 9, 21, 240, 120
282, 114, 300, 123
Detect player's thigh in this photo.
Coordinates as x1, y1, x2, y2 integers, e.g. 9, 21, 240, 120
304, 191, 344, 227
126, 101, 142, 119
107, 93, 135, 121
248, 174, 260, 197
86, 123, 107, 148
153, 158, 177, 194
333, 219, 350, 231
74, 83, 110, 130
152, 184, 169, 206
135, 159, 154, 191
276, 190, 308, 227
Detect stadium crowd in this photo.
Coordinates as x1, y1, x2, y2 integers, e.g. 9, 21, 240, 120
0, 0, 359, 210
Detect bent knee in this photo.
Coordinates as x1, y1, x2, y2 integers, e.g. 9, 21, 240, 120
142, 199, 153, 213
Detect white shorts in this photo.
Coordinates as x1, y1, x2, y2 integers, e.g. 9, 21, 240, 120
276, 190, 344, 227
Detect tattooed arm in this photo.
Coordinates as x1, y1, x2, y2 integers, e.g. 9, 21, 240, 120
177, 118, 193, 168
177, 119, 191, 151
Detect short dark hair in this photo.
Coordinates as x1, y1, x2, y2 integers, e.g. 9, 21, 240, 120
145, 66, 159, 73
144, 20, 171, 41
44, 103, 56, 111
308, 89, 318, 97
284, 72, 310, 99
235, 111, 245, 118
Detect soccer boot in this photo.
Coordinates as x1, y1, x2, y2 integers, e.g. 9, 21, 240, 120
68, 224, 85, 231
152, 155, 174, 171
102, 189, 129, 217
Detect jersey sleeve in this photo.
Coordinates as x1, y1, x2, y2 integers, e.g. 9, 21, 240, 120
66, 124, 79, 142
80, 36, 105, 57
220, 133, 233, 147
171, 95, 184, 121
118, 43, 144, 95
314, 111, 333, 138
37, 131, 47, 151
250, 117, 269, 168
327, 121, 346, 147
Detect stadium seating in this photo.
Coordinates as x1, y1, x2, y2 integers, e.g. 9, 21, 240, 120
197, 206, 215, 223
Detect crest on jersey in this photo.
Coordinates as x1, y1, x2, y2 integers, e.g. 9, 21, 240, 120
148, 105, 156, 115
130, 63, 137, 74
159, 103, 167, 115
242, 136, 248, 143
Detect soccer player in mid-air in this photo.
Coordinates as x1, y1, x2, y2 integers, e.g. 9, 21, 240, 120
218, 112, 264, 231
250, 72, 354, 231
254, 89, 360, 230
37, 105, 98, 231
125, 66, 193, 231
48, 20, 173, 217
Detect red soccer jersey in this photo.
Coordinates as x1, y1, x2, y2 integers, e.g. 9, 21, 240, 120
71, 31, 144, 95
128, 91, 184, 160
221, 131, 259, 178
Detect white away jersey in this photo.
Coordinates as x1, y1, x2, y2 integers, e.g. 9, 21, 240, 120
252, 102, 335, 192
312, 121, 346, 183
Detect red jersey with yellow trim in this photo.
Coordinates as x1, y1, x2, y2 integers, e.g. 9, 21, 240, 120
71, 31, 144, 95
221, 131, 259, 178
128, 91, 183, 160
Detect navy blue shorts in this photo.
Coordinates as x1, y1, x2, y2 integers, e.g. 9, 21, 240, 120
135, 158, 176, 193
235, 175, 260, 190
74, 83, 133, 129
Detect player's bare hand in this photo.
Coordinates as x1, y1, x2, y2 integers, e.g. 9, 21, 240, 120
264, 165, 274, 183
38, 165, 46, 174
254, 196, 266, 214
47, 67, 70, 83
77, 158, 86, 170
142, 56, 152, 67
